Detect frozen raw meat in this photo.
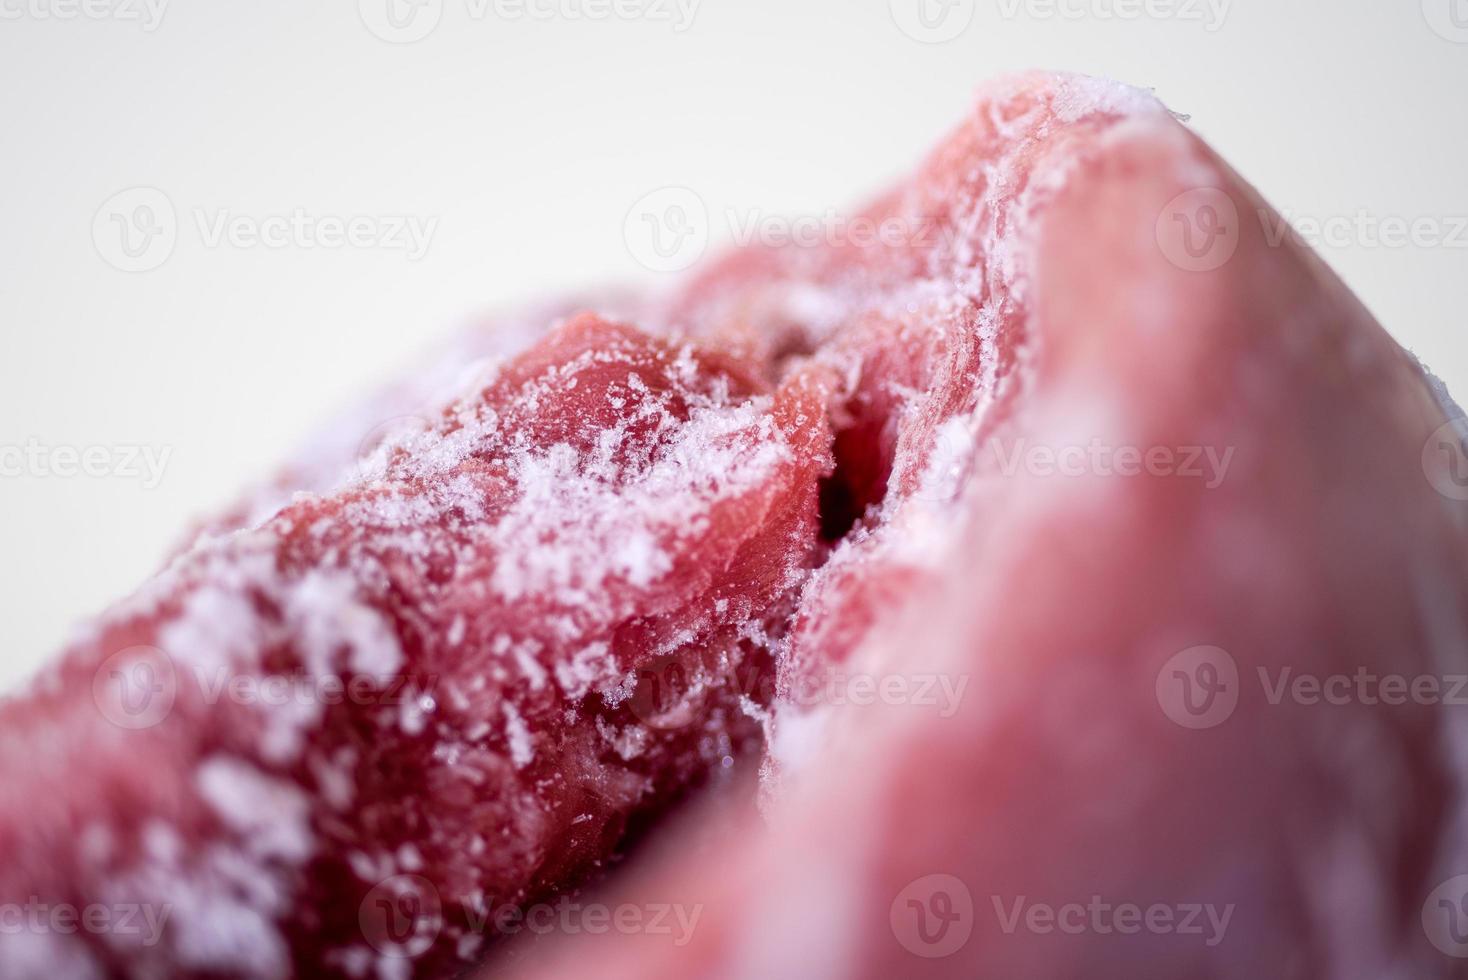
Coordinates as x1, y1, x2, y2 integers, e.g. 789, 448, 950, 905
5, 70, 1465, 980
492, 73, 1468, 980
0, 314, 829, 978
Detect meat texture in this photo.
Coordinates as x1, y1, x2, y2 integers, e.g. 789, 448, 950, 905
3, 71, 1466, 980
0, 315, 829, 978
493, 73, 1468, 980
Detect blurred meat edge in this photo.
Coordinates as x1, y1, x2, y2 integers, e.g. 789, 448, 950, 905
492, 79, 1468, 979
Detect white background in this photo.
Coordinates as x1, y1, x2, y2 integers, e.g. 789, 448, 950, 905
2, 0, 1465, 690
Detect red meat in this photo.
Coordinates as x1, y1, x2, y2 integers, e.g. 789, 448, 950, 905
5, 70, 1466, 980
0, 314, 830, 978
492, 74, 1468, 980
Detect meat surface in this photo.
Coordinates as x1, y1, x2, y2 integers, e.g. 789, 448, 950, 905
0, 315, 829, 977
489, 73, 1468, 980
3, 71, 1465, 980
